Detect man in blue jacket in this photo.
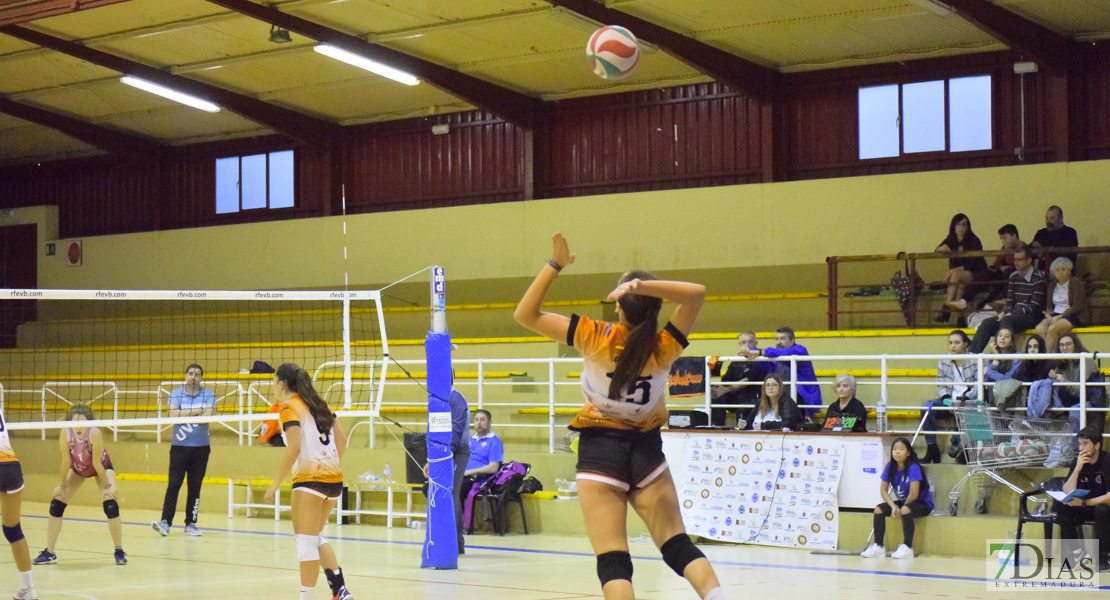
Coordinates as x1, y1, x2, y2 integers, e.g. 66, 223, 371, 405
744, 327, 822, 417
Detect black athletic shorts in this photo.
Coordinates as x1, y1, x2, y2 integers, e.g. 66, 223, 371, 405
292, 481, 344, 500
575, 427, 668, 492
0, 462, 25, 494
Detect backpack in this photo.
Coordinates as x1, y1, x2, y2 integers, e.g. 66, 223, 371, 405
518, 476, 544, 494
486, 461, 530, 493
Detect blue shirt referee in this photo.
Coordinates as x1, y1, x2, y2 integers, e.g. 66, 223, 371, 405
152, 364, 217, 537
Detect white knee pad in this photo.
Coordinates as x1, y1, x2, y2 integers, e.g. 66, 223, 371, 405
295, 534, 320, 562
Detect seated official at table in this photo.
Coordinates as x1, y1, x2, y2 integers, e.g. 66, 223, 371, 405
823, 373, 868, 432
736, 373, 803, 431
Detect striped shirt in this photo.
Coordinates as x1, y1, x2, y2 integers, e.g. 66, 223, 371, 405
1004, 267, 1047, 316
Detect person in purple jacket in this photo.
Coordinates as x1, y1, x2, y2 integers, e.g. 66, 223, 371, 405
742, 327, 822, 417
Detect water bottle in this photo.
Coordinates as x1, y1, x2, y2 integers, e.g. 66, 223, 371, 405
876, 397, 888, 433
383, 463, 392, 482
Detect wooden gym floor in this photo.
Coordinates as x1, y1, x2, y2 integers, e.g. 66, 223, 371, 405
2, 501, 1105, 599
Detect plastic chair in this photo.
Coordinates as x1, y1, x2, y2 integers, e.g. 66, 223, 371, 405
469, 464, 530, 536
1016, 476, 1081, 565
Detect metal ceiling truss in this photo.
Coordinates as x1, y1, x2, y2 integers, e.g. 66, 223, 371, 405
942, 0, 1077, 71
0, 24, 340, 145
205, 0, 544, 128
0, 94, 163, 154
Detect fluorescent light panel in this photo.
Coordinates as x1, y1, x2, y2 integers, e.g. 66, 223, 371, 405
313, 44, 420, 86
120, 76, 220, 113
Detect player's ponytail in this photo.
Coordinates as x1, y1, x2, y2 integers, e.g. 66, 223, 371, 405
608, 270, 662, 400
276, 363, 335, 433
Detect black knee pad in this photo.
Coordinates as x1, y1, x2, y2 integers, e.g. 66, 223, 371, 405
102, 499, 120, 519
2, 523, 23, 544
49, 499, 67, 518
660, 533, 705, 577
596, 551, 633, 587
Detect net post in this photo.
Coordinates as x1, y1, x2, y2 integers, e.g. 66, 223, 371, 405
422, 266, 458, 569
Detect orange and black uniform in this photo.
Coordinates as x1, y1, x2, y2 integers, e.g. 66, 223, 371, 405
567, 314, 688, 491
279, 395, 343, 499
0, 413, 23, 494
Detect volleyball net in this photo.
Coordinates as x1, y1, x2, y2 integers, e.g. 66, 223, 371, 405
0, 288, 388, 441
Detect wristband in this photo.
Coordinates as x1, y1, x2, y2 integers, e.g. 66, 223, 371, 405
547, 258, 563, 272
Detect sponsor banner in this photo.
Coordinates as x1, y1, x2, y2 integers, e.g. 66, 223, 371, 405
678, 434, 845, 550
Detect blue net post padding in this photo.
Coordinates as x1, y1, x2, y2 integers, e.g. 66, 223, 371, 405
421, 330, 458, 569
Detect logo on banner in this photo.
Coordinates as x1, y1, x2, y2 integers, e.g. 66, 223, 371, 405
428, 412, 451, 433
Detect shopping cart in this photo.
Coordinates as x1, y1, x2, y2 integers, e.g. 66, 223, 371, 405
947, 403, 1068, 516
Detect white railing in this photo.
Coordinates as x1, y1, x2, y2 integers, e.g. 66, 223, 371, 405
2, 352, 1104, 452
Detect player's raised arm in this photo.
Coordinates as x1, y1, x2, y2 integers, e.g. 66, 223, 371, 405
607, 278, 706, 337
514, 233, 575, 343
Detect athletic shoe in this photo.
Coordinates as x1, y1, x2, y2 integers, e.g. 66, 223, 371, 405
152, 520, 169, 536
31, 549, 56, 565
184, 524, 202, 537
12, 586, 38, 600
332, 586, 353, 600
891, 544, 914, 559
860, 543, 885, 558
114, 549, 128, 565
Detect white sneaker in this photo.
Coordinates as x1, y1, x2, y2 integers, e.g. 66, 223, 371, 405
860, 543, 886, 558
891, 544, 914, 559
13, 586, 38, 600
151, 520, 169, 536
184, 524, 202, 537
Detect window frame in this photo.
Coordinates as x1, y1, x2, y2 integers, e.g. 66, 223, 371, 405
215, 149, 297, 215
858, 74, 993, 161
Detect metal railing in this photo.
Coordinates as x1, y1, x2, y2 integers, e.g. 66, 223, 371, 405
3, 352, 1105, 453
826, 245, 1110, 329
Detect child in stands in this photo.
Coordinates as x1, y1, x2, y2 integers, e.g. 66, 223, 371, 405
861, 437, 934, 559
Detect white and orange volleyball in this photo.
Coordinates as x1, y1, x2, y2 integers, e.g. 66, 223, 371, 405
586, 25, 640, 80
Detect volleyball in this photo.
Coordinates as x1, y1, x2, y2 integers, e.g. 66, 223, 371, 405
586, 25, 640, 80
1032, 439, 1048, 456
1014, 439, 1036, 457
993, 443, 1014, 459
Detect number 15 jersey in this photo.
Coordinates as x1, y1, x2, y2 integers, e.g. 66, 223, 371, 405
567, 314, 688, 432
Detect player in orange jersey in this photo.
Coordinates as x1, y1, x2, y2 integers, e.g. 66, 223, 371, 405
514, 233, 726, 600
0, 409, 38, 599
264, 363, 352, 600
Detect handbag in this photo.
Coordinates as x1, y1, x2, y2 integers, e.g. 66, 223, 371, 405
890, 253, 924, 326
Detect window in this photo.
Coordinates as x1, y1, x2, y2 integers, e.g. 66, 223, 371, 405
858, 75, 992, 159
215, 150, 295, 214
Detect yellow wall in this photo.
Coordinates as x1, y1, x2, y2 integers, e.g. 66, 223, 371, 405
34, 160, 1110, 291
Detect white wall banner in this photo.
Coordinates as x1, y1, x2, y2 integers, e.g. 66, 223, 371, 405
677, 434, 846, 550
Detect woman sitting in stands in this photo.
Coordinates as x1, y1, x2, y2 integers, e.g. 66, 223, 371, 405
920, 330, 978, 463
823, 374, 867, 432
934, 213, 989, 323
985, 326, 1022, 382
1014, 334, 1053, 384
1048, 333, 1100, 433
1036, 257, 1086, 352
860, 437, 934, 560
736, 373, 802, 431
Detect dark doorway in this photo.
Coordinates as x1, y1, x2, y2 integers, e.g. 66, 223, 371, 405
0, 224, 38, 348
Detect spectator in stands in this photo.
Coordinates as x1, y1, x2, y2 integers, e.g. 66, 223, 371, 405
920, 331, 978, 463
736, 373, 803, 431
860, 437, 934, 560
985, 327, 1022, 410
152, 363, 217, 537
460, 410, 503, 501
968, 247, 1046, 354
1036, 257, 1086, 352
709, 332, 764, 426
1048, 333, 1100, 434
1014, 334, 1053, 383
968, 224, 1025, 312
823, 374, 867, 432
1031, 205, 1079, 270
934, 213, 989, 322
1054, 424, 1110, 572
985, 326, 1021, 382
743, 327, 821, 417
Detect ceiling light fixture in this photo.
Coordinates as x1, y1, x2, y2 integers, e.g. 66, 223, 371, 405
119, 76, 221, 113
269, 25, 293, 44
313, 44, 420, 86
